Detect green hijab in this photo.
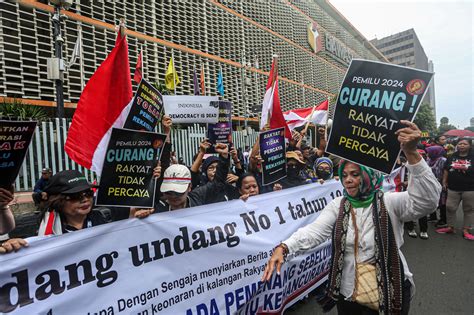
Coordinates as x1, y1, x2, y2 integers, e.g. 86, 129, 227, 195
338, 160, 384, 208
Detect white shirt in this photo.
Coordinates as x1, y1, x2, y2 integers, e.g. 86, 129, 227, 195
284, 159, 441, 298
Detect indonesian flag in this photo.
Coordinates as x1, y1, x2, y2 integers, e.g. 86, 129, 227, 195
383, 166, 406, 192
65, 32, 133, 174
133, 49, 142, 84
283, 99, 328, 131
260, 58, 291, 139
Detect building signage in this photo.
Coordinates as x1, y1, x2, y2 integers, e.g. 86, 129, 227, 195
325, 33, 353, 64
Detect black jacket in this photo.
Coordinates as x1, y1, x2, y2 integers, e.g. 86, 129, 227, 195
154, 155, 235, 212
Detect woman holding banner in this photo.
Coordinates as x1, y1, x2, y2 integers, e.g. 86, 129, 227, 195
262, 121, 441, 314
0, 170, 106, 253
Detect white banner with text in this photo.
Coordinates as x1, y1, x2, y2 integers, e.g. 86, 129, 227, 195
163, 95, 219, 123
0, 181, 344, 315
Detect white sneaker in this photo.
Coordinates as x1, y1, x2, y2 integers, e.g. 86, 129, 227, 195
408, 230, 417, 238
420, 232, 429, 240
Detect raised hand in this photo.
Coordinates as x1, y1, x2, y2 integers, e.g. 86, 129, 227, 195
395, 120, 422, 164
226, 173, 239, 184
153, 162, 162, 178
162, 115, 172, 135
199, 139, 211, 154
214, 143, 229, 159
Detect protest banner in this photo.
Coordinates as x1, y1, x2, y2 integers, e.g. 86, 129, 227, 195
95, 128, 166, 208
0, 120, 37, 188
162, 95, 219, 123
207, 101, 233, 152
123, 79, 163, 132
326, 59, 434, 174
0, 181, 344, 315
259, 127, 287, 185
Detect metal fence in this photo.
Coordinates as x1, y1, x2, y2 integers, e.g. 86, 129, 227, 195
14, 118, 259, 192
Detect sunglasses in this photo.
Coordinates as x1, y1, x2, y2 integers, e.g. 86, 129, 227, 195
64, 189, 94, 201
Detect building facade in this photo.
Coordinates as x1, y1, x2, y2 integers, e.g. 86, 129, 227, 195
0, 0, 386, 121
370, 28, 436, 120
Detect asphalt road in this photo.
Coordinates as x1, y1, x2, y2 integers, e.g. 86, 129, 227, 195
286, 207, 474, 315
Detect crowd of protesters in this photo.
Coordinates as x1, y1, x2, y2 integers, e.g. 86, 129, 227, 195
0, 116, 337, 252
404, 135, 474, 240
0, 117, 473, 254
0, 115, 473, 315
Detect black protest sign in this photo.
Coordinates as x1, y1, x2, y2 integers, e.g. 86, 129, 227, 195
124, 79, 163, 132
207, 101, 232, 153
326, 59, 433, 174
260, 127, 286, 185
0, 121, 37, 188
96, 128, 167, 208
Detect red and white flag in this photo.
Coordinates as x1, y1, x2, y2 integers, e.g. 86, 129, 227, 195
383, 166, 406, 192
260, 57, 291, 139
283, 99, 328, 131
65, 32, 133, 174
133, 49, 142, 84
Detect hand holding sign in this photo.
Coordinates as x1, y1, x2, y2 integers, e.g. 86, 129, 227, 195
214, 143, 229, 159
199, 139, 212, 154
0, 238, 28, 254
395, 120, 422, 164
162, 115, 172, 135
152, 162, 162, 178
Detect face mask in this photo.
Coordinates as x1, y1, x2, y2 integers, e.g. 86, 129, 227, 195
287, 165, 300, 178
316, 169, 332, 180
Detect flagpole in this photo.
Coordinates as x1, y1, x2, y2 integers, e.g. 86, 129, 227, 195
119, 18, 125, 38
266, 54, 278, 129
254, 56, 260, 128
140, 43, 144, 80
171, 49, 177, 95
325, 96, 330, 144
78, 25, 85, 91
302, 102, 317, 135
302, 75, 305, 107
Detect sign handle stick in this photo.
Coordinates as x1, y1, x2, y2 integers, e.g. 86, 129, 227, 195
172, 49, 177, 95
302, 103, 317, 135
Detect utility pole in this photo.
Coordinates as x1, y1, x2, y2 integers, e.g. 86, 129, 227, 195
48, 0, 72, 118
52, 4, 64, 118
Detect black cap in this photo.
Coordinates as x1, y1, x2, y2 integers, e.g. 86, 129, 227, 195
301, 143, 311, 150
44, 170, 94, 195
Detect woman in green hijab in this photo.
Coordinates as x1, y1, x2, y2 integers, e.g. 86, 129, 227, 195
261, 121, 442, 315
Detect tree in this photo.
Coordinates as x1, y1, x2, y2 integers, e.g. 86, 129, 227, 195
413, 103, 436, 133
152, 81, 169, 95
0, 98, 49, 120
438, 115, 456, 134
465, 126, 474, 132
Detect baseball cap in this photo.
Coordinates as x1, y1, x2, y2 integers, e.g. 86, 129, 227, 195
286, 151, 305, 165
44, 170, 95, 195
161, 164, 192, 194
